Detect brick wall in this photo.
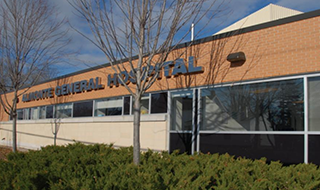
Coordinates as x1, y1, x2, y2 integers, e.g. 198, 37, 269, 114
0, 15, 319, 121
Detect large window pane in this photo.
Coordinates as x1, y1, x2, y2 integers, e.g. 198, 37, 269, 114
151, 93, 167, 113
39, 106, 46, 119
123, 96, 130, 115
308, 135, 320, 165
200, 134, 304, 164
95, 97, 122, 116
23, 108, 30, 120
141, 96, 149, 114
46, 105, 54, 119
31, 107, 39, 120
56, 103, 72, 118
171, 91, 193, 131
132, 95, 149, 115
308, 77, 320, 131
169, 133, 192, 154
201, 79, 304, 131
17, 109, 23, 120
73, 101, 93, 117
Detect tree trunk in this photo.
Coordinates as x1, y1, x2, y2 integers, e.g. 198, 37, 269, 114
54, 122, 57, 146
12, 93, 18, 152
133, 95, 141, 165
12, 112, 17, 152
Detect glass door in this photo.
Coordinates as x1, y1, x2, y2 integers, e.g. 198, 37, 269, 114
169, 90, 196, 154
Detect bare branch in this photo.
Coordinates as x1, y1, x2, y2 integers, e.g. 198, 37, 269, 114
71, 0, 230, 165
0, 0, 71, 152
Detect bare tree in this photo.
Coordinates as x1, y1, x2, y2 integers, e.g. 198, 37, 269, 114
0, 0, 70, 152
71, 0, 229, 165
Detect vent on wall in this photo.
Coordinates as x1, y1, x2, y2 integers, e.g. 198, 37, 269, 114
227, 52, 246, 63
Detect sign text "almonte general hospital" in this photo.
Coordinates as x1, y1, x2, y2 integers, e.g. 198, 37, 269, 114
107, 56, 203, 87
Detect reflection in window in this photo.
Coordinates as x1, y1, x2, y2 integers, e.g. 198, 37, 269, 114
39, 106, 46, 119
123, 96, 130, 115
17, 109, 23, 120
132, 95, 149, 115
31, 107, 39, 120
171, 92, 193, 131
308, 77, 320, 131
308, 135, 320, 164
73, 101, 93, 117
56, 103, 72, 118
151, 93, 167, 113
140, 96, 149, 114
95, 97, 122, 116
23, 108, 30, 120
201, 79, 304, 131
46, 105, 54, 118
200, 134, 304, 164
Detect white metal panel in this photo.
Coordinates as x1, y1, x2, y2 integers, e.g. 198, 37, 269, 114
96, 99, 122, 109
56, 103, 72, 110
214, 4, 303, 35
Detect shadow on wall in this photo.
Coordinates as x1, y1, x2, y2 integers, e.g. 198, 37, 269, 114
154, 28, 262, 93
49, 77, 72, 146
0, 127, 92, 148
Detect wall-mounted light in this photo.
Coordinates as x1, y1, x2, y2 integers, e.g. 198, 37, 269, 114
227, 52, 246, 63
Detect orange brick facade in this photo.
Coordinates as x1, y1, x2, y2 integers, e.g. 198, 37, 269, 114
1, 13, 319, 121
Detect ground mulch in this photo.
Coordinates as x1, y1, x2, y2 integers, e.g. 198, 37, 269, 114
0, 146, 13, 161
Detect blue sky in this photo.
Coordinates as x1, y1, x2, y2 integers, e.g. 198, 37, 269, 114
52, 0, 320, 76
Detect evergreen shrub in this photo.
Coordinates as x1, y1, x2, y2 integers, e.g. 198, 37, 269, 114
0, 143, 320, 190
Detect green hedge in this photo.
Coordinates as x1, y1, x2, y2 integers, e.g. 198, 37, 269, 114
1, 143, 320, 190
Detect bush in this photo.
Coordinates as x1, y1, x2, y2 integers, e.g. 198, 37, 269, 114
0, 143, 320, 190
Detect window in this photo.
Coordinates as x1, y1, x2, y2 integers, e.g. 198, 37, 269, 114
39, 105, 54, 119
31, 107, 39, 120
95, 97, 122, 116
171, 91, 193, 131
201, 79, 304, 131
123, 96, 131, 115
8, 92, 169, 120
46, 105, 54, 118
56, 103, 72, 118
17, 109, 23, 120
23, 108, 30, 120
132, 95, 149, 115
73, 101, 93, 117
200, 134, 304, 164
39, 106, 46, 119
151, 92, 167, 113
141, 96, 149, 114
308, 77, 320, 131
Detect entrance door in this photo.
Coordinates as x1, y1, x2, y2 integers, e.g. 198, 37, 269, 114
169, 90, 197, 154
